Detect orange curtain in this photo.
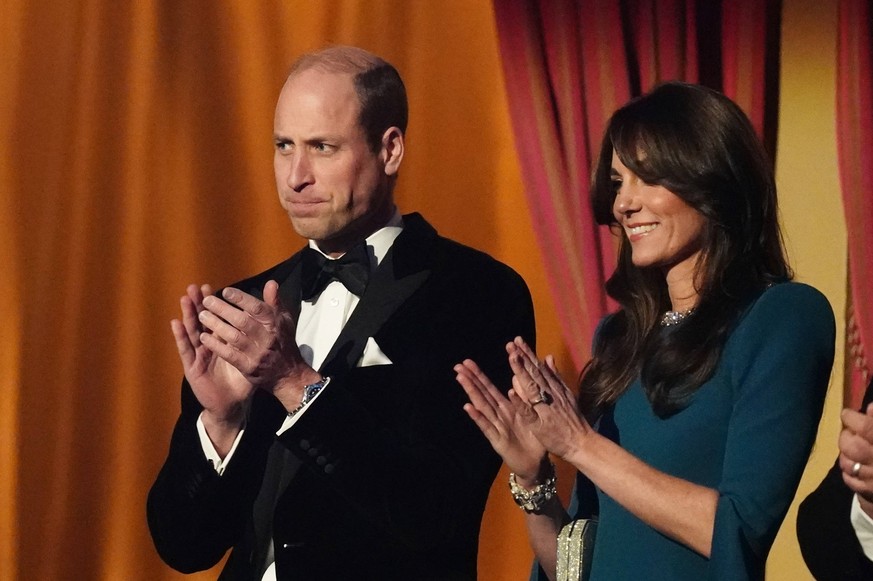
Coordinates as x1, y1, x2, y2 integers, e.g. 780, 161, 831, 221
493, 0, 781, 373
837, 0, 873, 407
0, 2, 564, 579
0, 6, 24, 578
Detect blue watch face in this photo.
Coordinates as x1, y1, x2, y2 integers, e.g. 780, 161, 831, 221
302, 378, 327, 402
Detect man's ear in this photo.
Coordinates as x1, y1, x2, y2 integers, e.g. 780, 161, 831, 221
380, 127, 404, 176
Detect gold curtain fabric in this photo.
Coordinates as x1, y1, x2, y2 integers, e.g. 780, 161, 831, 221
0, 2, 559, 579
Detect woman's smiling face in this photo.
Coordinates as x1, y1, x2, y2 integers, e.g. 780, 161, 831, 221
610, 150, 708, 279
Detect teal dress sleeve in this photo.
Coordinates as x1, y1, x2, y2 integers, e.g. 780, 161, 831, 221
709, 283, 835, 579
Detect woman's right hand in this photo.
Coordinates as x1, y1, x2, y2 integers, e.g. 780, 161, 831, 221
455, 354, 548, 482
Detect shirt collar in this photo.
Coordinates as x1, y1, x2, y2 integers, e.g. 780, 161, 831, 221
307, 208, 404, 270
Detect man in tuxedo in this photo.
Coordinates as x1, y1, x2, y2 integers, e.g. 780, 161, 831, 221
798, 377, 873, 580
147, 46, 535, 580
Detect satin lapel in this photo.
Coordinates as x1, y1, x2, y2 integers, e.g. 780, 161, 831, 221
319, 214, 436, 377
249, 251, 304, 568
276, 253, 304, 321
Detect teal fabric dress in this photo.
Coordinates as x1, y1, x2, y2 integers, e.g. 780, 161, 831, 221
553, 283, 835, 580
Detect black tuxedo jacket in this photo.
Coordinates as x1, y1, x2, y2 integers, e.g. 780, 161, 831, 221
147, 214, 536, 580
797, 378, 873, 580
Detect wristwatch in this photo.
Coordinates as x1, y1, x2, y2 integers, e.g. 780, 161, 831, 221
287, 376, 331, 417
302, 376, 329, 403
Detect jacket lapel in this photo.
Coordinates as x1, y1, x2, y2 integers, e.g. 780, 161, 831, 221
276, 254, 304, 321
319, 213, 436, 377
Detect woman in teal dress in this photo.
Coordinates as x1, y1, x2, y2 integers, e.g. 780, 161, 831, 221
455, 82, 835, 580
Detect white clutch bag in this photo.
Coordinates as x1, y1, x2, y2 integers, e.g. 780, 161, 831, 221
556, 517, 598, 581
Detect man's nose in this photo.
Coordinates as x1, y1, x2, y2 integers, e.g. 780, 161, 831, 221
287, 152, 314, 192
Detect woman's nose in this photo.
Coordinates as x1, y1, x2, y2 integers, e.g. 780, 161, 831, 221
613, 185, 639, 216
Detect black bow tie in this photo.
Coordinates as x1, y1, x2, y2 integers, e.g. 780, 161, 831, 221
300, 242, 370, 300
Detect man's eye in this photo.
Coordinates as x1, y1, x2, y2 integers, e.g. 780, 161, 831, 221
275, 141, 291, 152
313, 143, 332, 152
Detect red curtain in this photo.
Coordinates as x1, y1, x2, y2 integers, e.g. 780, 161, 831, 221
837, 0, 873, 407
493, 0, 781, 371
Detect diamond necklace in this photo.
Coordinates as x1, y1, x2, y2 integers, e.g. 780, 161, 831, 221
660, 308, 695, 327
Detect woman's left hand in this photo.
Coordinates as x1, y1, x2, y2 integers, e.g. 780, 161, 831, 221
507, 336, 594, 460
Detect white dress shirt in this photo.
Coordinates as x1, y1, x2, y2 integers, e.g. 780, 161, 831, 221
851, 493, 873, 559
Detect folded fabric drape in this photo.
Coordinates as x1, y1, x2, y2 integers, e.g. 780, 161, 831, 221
836, 0, 873, 407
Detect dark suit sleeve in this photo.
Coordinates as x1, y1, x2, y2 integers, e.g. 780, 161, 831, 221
797, 379, 873, 581
146, 381, 282, 573
146, 262, 294, 573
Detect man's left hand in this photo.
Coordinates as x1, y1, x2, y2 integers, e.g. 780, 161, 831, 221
197, 280, 321, 408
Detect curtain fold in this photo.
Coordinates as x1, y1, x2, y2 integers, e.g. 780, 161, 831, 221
493, 0, 781, 371
0, 2, 24, 578
494, 0, 620, 371
837, 0, 873, 407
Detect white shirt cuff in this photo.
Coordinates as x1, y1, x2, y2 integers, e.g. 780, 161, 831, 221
850, 493, 873, 560
196, 413, 245, 475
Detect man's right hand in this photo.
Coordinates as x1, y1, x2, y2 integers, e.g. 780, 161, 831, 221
840, 402, 873, 518
171, 284, 254, 455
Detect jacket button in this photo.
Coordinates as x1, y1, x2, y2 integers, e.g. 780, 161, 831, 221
324, 464, 335, 474
308, 447, 319, 457
299, 439, 310, 451
316, 456, 327, 466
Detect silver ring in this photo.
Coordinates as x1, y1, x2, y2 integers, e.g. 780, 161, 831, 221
852, 461, 863, 477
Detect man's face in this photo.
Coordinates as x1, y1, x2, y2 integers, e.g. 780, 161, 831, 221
273, 68, 397, 256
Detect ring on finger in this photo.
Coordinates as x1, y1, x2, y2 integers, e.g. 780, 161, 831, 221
530, 390, 552, 407
852, 461, 863, 478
